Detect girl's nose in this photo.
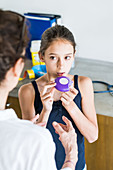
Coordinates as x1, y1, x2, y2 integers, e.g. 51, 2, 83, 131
57, 58, 64, 68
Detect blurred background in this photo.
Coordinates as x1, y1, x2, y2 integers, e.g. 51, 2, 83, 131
1, 0, 113, 62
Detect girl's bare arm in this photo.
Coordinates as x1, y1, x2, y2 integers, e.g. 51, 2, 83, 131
61, 76, 98, 143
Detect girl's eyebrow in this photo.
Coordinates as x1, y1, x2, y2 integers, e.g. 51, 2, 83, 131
48, 53, 73, 55
49, 53, 57, 55
65, 53, 73, 55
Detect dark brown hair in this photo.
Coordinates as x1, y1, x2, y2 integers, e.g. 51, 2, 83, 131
0, 9, 29, 82
40, 25, 76, 56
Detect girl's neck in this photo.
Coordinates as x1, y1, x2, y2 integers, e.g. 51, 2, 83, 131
0, 87, 9, 110
46, 74, 55, 82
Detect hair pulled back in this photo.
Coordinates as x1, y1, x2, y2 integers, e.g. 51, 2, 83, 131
40, 25, 76, 56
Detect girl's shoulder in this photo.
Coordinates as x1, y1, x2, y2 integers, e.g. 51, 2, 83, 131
78, 76, 93, 97
18, 82, 35, 99
78, 76, 92, 85
19, 75, 46, 96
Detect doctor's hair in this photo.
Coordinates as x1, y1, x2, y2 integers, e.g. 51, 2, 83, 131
0, 9, 29, 83
40, 25, 76, 56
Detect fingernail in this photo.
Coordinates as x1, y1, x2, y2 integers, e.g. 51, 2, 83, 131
53, 122, 57, 126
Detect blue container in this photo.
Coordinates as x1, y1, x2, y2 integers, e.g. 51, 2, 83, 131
32, 65, 47, 78
24, 13, 61, 60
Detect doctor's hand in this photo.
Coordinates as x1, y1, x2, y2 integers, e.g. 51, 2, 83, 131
52, 116, 78, 169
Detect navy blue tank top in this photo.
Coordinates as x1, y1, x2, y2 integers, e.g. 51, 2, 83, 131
31, 75, 85, 170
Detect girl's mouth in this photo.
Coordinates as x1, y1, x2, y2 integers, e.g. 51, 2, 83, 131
57, 72, 65, 77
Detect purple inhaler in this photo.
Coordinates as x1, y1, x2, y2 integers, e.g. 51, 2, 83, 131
55, 76, 73, 92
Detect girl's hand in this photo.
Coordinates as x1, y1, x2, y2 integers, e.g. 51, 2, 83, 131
30, 114, 46, 127
60, 86, 78, 107
40, 81, 56, 112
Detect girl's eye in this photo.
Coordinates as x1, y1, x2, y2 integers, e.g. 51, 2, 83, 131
50, 56, 56, 60
65, 56, 71, 60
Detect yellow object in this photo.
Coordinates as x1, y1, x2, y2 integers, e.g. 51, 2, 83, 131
19, 77, 24, 81
27, 69, 35, 79
30, 40, 45, 66
19, 69, 35, 81
31, 51, 45, 66
19, 40, 46, 81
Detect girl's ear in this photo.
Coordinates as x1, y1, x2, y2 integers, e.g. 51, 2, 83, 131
74, 50, 76, 56
73, 50, 76, 60
38, 51, 45, 62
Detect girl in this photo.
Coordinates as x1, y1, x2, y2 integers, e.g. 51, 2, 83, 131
19, 25, 98, 170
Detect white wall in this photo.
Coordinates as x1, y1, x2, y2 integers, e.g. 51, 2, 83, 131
1, 0, 113, 62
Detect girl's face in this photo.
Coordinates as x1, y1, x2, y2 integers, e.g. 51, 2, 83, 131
41, 39, 75, 79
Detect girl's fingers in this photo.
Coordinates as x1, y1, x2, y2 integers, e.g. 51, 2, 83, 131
60, 87, 78, 104
62, 88, 78, 99
51, 87, 55, 96
41, 92, 52, 100
41, 86, 55, 102
65, 87, 78, 98
61, 93, 71, 102
37, 122, 46, 127
60, 96, 70, 105
69, 86, 78, 95
30, 114, 39, 123
41, 82, 56, 96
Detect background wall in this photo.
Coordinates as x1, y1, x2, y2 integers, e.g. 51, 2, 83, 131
1, 0, 113, 62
